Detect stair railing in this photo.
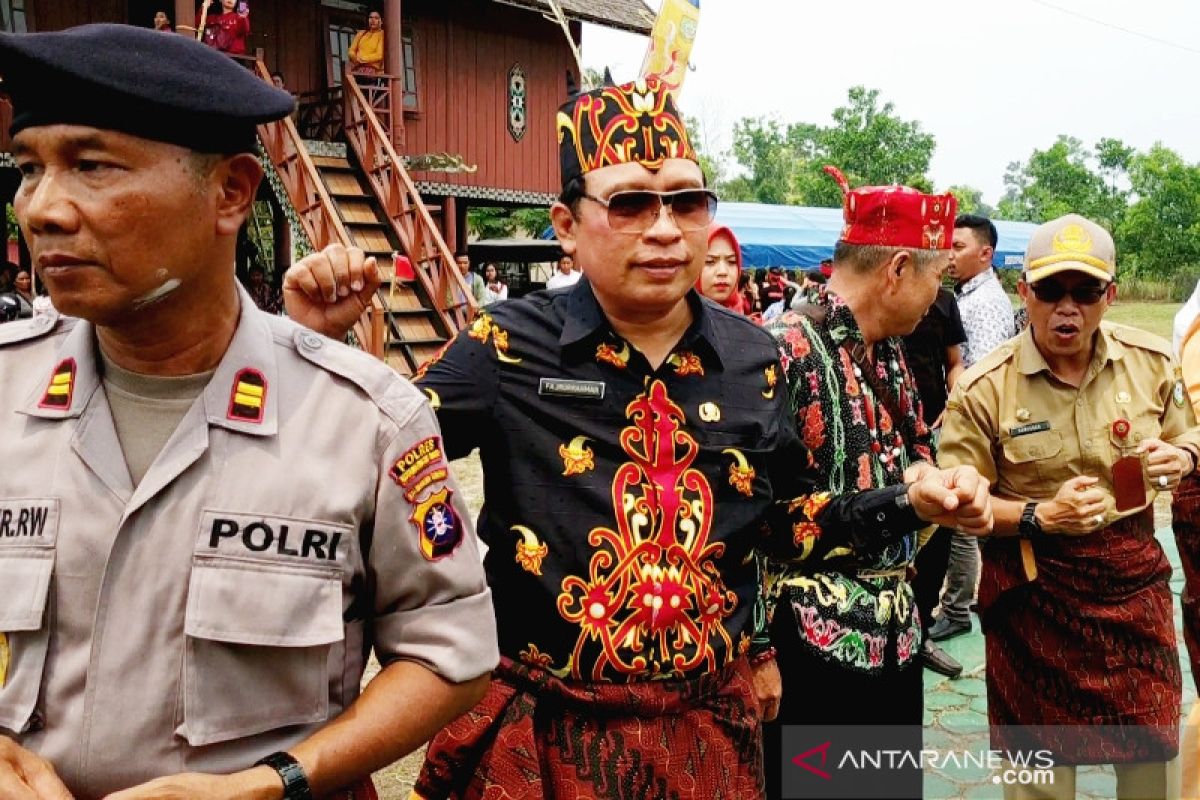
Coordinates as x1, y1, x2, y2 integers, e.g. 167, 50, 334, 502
251, 59, 385, 356
342, 70, 477, 337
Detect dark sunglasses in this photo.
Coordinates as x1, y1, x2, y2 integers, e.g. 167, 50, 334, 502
581, 188, 718, 233
1028, 280, 1110, 305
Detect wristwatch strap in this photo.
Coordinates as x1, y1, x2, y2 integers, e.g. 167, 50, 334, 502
255, 751, 313, 800
1018, 501, 1043, 540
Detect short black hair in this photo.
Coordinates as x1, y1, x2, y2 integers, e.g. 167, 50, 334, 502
955, 214, 997, 250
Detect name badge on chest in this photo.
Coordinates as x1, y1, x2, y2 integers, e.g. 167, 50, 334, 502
538, 377, 606, 401
1009, 421, 1050, 437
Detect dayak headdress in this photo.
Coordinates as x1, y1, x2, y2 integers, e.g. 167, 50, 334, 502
824, 166, 956, 250
557, 76, 696, 188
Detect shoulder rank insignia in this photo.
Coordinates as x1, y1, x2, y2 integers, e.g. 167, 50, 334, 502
0, 632, 8, 688
1175, 380, 1187, 408
227, 368, 267, 423
411, 486, 462, 561
39, 358, 76, 410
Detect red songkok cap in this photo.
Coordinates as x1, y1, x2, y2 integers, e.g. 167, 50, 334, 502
824, 166, 956, 251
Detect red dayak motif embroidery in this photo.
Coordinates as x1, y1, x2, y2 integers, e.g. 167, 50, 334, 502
557, 380, 735, 680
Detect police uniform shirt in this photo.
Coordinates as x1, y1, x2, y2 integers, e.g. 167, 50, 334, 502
0, 290, 498, 797
940, 321, 1200, 517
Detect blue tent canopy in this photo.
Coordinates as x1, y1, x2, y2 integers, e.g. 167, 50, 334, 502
713, 202, 1039, 270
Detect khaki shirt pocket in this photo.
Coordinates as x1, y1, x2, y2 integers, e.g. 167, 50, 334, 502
0, 554, 53, 733
177, 556, 344, 747
1000, 430, 1064, 497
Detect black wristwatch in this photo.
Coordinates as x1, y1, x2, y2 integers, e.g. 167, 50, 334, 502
254, 751, 313, 800
1018, 502, 1044, 540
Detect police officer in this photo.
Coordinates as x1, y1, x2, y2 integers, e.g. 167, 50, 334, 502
0, 24, 496, 798
940, 213, 1200, 799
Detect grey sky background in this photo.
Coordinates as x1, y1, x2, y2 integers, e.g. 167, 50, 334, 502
581, 0, 1200, 207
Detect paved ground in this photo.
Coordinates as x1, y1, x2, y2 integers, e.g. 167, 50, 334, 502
371, 461, 1195, 799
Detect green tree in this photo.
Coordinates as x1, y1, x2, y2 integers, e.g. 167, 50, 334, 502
946, 184, 994, 217
1117, 144, 1200, 278
727, 116, 794, 204
792, 86, 936, 207
686, 114, 727, 191
997, 136, 1109, 223
723, 87, 936, 208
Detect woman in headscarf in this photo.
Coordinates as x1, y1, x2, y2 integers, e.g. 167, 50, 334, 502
698, 224, 747, 314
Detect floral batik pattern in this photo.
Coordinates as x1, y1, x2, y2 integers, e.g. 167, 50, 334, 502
765, 287, 933, 672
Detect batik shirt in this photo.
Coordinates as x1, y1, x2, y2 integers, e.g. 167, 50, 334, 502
764, 287, 934, 673
956, 269, 1015, 367
414, 279, 923, 683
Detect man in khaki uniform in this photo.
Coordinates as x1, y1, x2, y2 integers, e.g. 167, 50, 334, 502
940, 213, 1200, 799
0, 24, 497, 799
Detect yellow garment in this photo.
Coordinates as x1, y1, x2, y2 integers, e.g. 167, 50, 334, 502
940, 322, 1200, 520
349, 29, 385, 70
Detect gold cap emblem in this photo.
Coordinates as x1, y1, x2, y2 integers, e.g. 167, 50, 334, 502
1052, 223, 1093, 255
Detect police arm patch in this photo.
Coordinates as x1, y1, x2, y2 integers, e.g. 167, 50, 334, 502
411, 486, 462, 561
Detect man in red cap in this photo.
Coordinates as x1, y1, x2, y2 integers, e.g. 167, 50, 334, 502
761, 167, 965, 796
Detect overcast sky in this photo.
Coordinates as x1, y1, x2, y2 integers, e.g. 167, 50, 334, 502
581, 0, 1200, 206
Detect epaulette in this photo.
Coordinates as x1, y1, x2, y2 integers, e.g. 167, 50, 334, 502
287, 326, 424, 425
957, 342, 1017, 391
1105, 321, 1173, 359
0, 312, 63, 348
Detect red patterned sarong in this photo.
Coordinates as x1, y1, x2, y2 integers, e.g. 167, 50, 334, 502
412, 656, 764, 799
978, 507, 1181, 764
1172, 472, 1200, 691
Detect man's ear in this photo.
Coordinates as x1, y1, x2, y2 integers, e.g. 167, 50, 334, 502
1017, 279, 1029, 304
981, 245, 995, 265
1106, 280, 1118, 306
213, 153, 263, 237
550, 201, 578, 257
888, 249, 913, 282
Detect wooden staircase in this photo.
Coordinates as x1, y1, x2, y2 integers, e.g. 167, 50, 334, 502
252, 57, 476, 376
309, 151, 451, 373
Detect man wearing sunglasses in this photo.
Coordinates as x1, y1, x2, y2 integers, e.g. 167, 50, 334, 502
284, 77, 992, 799
939, 213, 1200, 799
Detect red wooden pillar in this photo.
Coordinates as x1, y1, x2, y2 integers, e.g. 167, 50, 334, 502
443, 196, 458, 254
384, 0, 405, 148
175, 0, 197, 37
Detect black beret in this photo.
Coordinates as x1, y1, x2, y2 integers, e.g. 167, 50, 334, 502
0, 23, 294, 154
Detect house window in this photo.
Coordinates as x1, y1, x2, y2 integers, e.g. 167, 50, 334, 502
0, 0, 27, 33
328, 25, 356, 85
401, 27, 418, 111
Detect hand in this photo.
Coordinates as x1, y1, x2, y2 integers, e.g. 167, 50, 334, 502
202, 0, 212, 7
1036, 475, 1110, 536
103, 767, 279, 800
902, 460, 938, 484
749, 656, 782, 722
908, 465, 993, 537
0, 737, 73, 799
282, 244, 381, 339
1138, 438, 1192, 492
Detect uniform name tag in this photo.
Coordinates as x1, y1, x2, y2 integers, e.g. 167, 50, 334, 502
0, 498, 58, 546
1010, 421, 1051, 437
538, 377, 605, 400
199, 510, 351, 564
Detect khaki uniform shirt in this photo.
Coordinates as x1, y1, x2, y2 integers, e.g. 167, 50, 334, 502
0, 297, 498, 798
940, 322, 1200, 519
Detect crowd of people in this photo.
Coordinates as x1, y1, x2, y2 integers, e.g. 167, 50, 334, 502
1, 17, 1198, 800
